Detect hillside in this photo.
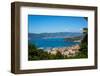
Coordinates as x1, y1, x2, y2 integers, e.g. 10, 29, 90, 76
28, 32, 82, 39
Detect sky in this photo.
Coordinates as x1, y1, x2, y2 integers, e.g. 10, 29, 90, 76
28, 15, 88, 33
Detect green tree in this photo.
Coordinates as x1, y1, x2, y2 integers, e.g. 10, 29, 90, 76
55, 51, 64, 59
79, 28, 88, 58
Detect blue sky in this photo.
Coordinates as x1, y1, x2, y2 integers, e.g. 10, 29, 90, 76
28, 15, 87, 33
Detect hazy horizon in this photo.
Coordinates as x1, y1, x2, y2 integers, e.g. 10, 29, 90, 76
28, 31, 83, 34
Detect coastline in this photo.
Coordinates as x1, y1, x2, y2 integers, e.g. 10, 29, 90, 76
41, 44, 80, 57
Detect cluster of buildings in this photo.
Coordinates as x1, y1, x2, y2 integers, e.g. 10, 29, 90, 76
47, 45, 80, 57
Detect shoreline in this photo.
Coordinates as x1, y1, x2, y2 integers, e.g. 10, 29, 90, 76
39, 44, 80, 57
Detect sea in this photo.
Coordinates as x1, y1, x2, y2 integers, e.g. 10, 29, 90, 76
28, 38, 80, 49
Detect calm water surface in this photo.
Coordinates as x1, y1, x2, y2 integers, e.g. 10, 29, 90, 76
29, 38, 80, 48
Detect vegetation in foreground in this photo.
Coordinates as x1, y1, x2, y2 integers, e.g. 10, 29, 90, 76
28, 28, 88, 60
28, 38, 88, 60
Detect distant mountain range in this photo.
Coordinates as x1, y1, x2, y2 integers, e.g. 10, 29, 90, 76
28, 32, 83, 39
